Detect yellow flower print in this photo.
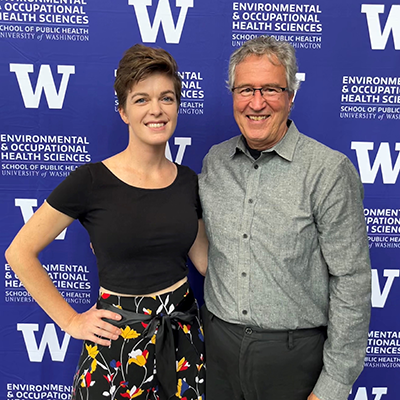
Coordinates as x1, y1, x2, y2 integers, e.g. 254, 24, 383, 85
131, 388, 144, 398
178, 322, 191, 334
85, 344, 98, 359
90, 358, 97, 373
120, 326, 140, 340
176, 378, 183, 398
128, 349, 149, 367
177, 357, 190, 372
182, 324, 190, 334
196, 363, 204, 371
151, 334, 156, 344
122, 387, 144, 398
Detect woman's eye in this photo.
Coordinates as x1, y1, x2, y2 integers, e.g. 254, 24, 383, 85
135, 98, 146, 104
162, 96, 175, 102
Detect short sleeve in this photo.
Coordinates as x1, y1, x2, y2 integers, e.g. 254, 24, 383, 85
46, 164, 92, 219
195, 176, 203, 219
187, 167, 202, 219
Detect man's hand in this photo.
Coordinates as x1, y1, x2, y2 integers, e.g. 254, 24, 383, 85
308, 393, 321, 400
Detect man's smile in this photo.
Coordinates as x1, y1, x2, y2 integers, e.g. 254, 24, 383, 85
248, 115, 269, 121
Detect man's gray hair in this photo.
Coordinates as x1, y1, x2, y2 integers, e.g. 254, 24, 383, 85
228, 36, 299, 94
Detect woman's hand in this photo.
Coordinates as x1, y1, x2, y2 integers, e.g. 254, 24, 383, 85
66, 305, 122, 346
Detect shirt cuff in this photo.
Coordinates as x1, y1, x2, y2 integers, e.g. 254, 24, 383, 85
313, 369, 351, 400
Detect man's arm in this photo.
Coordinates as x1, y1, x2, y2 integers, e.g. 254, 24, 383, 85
312, 157, 372, 400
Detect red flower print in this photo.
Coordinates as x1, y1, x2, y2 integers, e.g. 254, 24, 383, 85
85, 372, 91, 387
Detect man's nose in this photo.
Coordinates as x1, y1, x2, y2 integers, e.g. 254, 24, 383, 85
249, 90, 267, 110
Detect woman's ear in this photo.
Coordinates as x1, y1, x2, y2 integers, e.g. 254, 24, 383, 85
118, 107, 129, 124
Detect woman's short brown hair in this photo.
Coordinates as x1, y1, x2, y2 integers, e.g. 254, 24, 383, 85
114, 44, 182, 110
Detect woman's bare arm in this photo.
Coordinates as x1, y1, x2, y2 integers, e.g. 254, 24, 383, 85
5, 202, 121, 346
188, 219, 208, 276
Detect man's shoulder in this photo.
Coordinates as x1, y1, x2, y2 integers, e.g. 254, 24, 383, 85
297, 131, 348, 167
294, 130, 363, 186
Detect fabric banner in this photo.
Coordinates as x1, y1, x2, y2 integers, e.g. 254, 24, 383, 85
0, 0, 399, 399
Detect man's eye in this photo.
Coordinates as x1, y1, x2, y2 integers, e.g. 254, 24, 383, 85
239, 87, 253, 94
263, 87, 279, 94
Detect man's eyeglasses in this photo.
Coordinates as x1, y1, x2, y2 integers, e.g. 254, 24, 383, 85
232, 86, 288, 99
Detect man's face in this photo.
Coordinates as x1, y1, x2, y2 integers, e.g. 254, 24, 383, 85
233, 54, 294, 150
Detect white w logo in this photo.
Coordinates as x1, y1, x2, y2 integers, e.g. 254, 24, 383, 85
17, 323, 71, 362
165, 137, 191, 164
351, 142, 400, 184
371, 269, 400, 308
361, 4, 400, 50
15, 199, 67, 240
10, 64, 75, 109
129, 0, 194, 43
349, 387, 387, 400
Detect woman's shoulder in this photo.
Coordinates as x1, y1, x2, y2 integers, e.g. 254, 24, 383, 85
176, 163, 197, 179
175, 164, 199, 194
72, 161, 104, 173
66, 162, 105, 182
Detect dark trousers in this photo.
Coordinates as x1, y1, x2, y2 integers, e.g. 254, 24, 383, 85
202, 305, 326, 400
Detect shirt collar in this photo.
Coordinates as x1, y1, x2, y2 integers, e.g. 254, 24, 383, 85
231, 119, 300, 162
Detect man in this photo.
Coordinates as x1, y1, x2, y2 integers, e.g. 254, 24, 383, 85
199, 36, 371, 400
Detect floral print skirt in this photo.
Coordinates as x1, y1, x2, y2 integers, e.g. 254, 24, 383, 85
71, 281, 205, 400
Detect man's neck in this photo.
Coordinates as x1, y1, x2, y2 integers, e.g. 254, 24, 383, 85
243, 138, 262, 160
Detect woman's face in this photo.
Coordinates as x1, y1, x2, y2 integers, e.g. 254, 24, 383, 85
119, 73, 178, 148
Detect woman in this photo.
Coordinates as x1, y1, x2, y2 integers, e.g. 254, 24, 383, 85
5, 44, 207, 400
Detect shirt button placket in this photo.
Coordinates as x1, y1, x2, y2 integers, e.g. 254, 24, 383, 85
238, 161, 260, 323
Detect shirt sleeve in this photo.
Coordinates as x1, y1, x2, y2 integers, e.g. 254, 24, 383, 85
312, 157, 371, 400
194, 174, 203, 219
183, 164, 203, 219
46, 164, 92, 219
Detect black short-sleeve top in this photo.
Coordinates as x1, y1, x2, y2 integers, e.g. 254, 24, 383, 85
46, 162, 202, 295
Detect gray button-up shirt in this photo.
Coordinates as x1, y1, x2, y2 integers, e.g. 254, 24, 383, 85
199, 121, 371, 400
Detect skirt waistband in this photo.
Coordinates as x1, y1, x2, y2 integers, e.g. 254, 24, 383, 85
98, 280, 191, 314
